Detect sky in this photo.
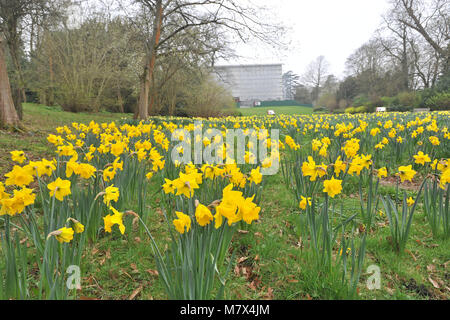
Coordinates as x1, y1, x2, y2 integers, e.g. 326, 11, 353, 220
217, 0, 392, 79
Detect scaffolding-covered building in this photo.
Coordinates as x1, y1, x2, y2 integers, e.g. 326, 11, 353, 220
214, 64, 283, 107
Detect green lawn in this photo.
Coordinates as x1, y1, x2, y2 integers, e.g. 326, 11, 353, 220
237, 106, 313, 116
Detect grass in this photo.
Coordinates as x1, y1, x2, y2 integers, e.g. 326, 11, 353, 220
236, 106, 313, 116
1, 103, 449, 300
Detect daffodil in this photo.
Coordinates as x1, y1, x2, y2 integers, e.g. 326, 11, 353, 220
323, 177, 343, 198
398, 165, 416, 183
104, 185, 120, 206
413, 151, 431, 166
173, 211, 191, 234
48, 178, 71, 201
195, 204, 214, 227
249, 167, 262, 185
173, 173, 200, 198
333, 156, 347, 177
239, 195, 261, 224
10, 150, 26, 164
104, 206, 125, 234
52, 227, 74, 243
299, 196, 312, 210
5, 166, 34, 187
377, 167, 388, 179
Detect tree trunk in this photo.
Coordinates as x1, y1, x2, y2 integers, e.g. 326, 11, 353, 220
0, 35, 20, 128
136, 61, 151, 119
136, 0, 164, 120
8, 40, 24, 120
48, 55, 55, 106
116, 79, 124, 113
401, 28, 409, 91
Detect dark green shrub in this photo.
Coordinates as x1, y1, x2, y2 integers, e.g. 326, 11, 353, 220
425, 92, 450, 111
352, 94, 369, 107
397, 91, 420, 109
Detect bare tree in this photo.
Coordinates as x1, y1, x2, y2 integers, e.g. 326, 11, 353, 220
391, 0, 449, 71
32, 11, 140, 113
302, 56, 330, 104
377, 12, 413, 91
122, 0, 284, 119
408, 34, 442, 88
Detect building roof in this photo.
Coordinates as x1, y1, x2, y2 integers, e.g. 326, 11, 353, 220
215, 63, 283, 69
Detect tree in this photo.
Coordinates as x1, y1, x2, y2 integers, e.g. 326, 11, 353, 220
391, 0, 449, 72
301, 56, 330, 104
0, 0, 67, 120
31, 11, 141, 113
125, 0, 284, 119
345, 40, 393, 97
317, 92, 338, 111
377, 12, 413, 91
294, 84, 312, 105
336, 76, 358, 105
282, 71, 300, 100
0, 33, 19, 127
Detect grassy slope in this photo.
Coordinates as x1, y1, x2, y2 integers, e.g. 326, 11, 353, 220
0, 103, 131, 177
0, 104, 448, 300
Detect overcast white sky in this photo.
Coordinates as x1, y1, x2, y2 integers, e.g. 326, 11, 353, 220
217, 0, 391, 79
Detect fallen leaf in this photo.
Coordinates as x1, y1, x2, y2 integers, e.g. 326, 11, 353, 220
385, 287, 394, 295
426, 264, 436, 273
130, 263, 139, 274
146, 269, 159, 276
405, 249, 417, 262
248, 280, 258, 290
121, 269, 134, 280
105, 248, 111, 260
264, 287, 274, 300
234, 265, 240, 276
237, 256, 249, 264
377, 221, 387, 228
254, 232, 264, 238
134, 237, 142, 243
428, 277, 440, 289
128, 285, 143, 300
238, 230, 249, 234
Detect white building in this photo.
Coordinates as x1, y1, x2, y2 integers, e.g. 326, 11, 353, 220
214, 64, 283, 106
